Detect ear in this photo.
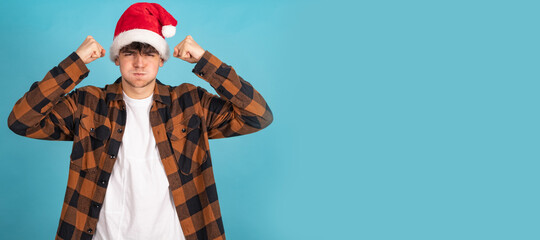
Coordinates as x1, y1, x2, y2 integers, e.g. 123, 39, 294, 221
114, 57, 120, 66
159, 58, 164, 67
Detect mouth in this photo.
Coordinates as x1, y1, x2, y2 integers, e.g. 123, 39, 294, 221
132, 72, 146, 77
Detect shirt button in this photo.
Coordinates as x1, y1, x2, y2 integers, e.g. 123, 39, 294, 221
100, 180, 107, 185
117, 128, 123, 133
87, 228, 93, 233
90, 128, 95, 132
94, 203, 100, 208
182, 128, 186, 133
199, 72, 204, 77
109, 155, 116, 159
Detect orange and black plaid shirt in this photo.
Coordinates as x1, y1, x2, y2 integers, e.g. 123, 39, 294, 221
7, 50, 273, 240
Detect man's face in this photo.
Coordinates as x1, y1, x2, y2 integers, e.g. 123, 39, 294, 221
115, 50, 164, 89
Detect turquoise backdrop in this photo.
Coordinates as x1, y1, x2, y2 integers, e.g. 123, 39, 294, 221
1, 0, 539, 239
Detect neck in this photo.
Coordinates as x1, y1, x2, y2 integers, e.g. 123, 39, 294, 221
121, 78, 156, 99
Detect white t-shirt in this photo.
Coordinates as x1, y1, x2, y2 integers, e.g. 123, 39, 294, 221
93, 92, 185, 240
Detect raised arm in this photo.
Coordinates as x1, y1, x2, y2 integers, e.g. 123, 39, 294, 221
173, 35, 273, 138
7, 36, 105, 140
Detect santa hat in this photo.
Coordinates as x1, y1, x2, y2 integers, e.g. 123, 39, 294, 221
110, 2, 177, 62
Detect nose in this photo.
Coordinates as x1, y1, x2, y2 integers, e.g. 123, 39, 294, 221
133, 54, 145, 67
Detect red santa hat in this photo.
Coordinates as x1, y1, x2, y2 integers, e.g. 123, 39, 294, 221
110, 2, 177, 62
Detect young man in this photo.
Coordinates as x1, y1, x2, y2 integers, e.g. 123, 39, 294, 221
7, 3, 272, 240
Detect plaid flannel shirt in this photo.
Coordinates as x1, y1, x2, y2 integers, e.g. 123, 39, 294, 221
7, 50, 273, 240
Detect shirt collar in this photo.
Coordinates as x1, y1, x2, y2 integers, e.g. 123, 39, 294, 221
105, 77, 172, 106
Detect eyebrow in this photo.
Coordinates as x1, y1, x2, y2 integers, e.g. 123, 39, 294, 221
121, 49, 159, 56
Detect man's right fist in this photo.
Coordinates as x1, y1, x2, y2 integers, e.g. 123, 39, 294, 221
75, 36, 106, 64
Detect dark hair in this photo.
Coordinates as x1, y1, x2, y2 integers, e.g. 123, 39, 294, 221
119, 42, 159, 55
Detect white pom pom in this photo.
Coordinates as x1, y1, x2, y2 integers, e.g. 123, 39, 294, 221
162, 25, 176, 38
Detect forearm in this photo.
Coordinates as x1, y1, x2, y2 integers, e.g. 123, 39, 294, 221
193, 51, 273, 138
7, 52, 89, 138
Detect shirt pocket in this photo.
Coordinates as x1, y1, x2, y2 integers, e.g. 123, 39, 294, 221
167, 115, 207, 175
70, 115, 111, 171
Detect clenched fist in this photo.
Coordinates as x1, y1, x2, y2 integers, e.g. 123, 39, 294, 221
75, 36, 106, 64
173, 35, 205, 63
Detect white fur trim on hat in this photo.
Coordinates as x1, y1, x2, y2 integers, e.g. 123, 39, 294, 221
109, 29, 170, 62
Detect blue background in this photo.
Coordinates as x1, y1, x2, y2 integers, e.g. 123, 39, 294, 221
1, 0, 539, 239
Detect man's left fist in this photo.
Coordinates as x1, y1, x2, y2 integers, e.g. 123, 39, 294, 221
173, 35, 205, 63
